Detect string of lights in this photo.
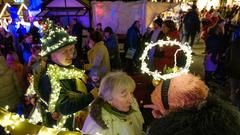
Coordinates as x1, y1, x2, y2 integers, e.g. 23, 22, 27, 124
140, 38, 192, 80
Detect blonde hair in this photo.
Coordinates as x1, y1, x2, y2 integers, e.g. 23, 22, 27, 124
99, 71, 136, 101
90, 71, 136, 129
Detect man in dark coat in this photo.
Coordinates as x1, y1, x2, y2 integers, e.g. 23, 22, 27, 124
124, 20, 142, 73
182, 5, 200, 47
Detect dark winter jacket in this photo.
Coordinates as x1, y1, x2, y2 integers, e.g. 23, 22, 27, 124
105, 34, 121, 70
227, 37, 240, 79
125, 25, 142, 60
183, 10, 200, 33
147, 96, 240, 135
37, 61, 94, 129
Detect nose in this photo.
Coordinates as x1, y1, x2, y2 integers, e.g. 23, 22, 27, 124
127, 93, 133, 104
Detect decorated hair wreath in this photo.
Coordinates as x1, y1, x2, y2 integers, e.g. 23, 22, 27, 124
140, 38, 192, 81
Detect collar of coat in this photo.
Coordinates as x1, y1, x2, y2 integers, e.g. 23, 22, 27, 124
102, 102, 135, 118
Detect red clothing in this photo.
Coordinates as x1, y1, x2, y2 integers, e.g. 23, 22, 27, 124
154, 30, 181, 71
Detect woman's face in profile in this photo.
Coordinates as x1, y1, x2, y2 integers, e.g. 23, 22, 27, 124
110, 89, 133, 112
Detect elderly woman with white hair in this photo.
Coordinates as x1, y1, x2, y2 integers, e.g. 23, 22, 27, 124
82, 71, 144, 135
144, 73, 240, 135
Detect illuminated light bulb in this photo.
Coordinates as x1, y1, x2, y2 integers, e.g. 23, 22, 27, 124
140, 39, 192, 80
5, 106, 9, 110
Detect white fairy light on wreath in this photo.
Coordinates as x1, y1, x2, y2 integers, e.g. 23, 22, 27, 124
140, 38, 192, 80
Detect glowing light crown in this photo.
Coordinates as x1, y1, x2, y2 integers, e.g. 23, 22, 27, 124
140, 38, 192, 80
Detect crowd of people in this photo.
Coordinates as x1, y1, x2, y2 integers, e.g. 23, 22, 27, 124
0, 2, 240, 135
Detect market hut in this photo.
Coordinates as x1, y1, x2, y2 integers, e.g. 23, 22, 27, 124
38, 0, 91, 27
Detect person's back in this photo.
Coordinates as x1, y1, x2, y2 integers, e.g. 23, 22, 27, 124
104, 27, 121, 70
147, 96, 240, 135
0, 56, 23, 111
91, 41, 111, 72
184, 9, 200, 33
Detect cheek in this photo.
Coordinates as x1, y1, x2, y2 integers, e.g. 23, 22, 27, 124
112, 97, 125, 107
151, 87, 163, 109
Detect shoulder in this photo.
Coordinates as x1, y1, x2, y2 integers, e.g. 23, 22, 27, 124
82, 114, 107, 135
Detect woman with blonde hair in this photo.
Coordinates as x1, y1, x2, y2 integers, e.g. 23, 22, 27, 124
82, 71, 144, 135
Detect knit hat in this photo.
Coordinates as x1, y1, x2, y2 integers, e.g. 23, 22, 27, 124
40, 19, 77, 56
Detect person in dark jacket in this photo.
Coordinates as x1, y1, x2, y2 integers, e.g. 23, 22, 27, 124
27, 20, 98, 130
19, 33, 33, 65
124, 20, 142, 73
104, 26, 121, 70
70, 18, 83, 62
227, 25, 240, 109
29, 22, 41, 44
144, 73, 240, 135
182, 4, 200, 47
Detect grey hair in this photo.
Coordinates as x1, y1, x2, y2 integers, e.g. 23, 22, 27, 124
98, 71, 136, 101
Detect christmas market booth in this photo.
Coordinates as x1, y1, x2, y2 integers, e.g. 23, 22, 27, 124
38, 0, 91, 27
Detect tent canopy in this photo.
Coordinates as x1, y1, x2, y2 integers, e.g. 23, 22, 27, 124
38, 0, 90, 17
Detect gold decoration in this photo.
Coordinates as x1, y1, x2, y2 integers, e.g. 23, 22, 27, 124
0, 107, 84, 135
152, 79, 161, 87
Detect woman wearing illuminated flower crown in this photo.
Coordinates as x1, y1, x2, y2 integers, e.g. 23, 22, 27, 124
28, 20, 98, 130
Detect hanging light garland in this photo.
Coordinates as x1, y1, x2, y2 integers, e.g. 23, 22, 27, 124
140, 38, 193, 80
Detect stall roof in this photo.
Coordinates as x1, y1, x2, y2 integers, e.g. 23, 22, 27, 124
38, 0, 90, 17
0, 3, 11, 18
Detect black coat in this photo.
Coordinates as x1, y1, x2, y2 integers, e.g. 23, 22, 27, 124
147, 96, 240, 135
183, 10, 200, 33
226, 37, 240, 79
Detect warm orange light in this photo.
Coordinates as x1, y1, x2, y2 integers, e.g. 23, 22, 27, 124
0, 3, 11, 18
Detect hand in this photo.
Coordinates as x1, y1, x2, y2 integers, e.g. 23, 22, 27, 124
52, 112, 60, 120
144, 104, 163, 118
90, 88, 98, 98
